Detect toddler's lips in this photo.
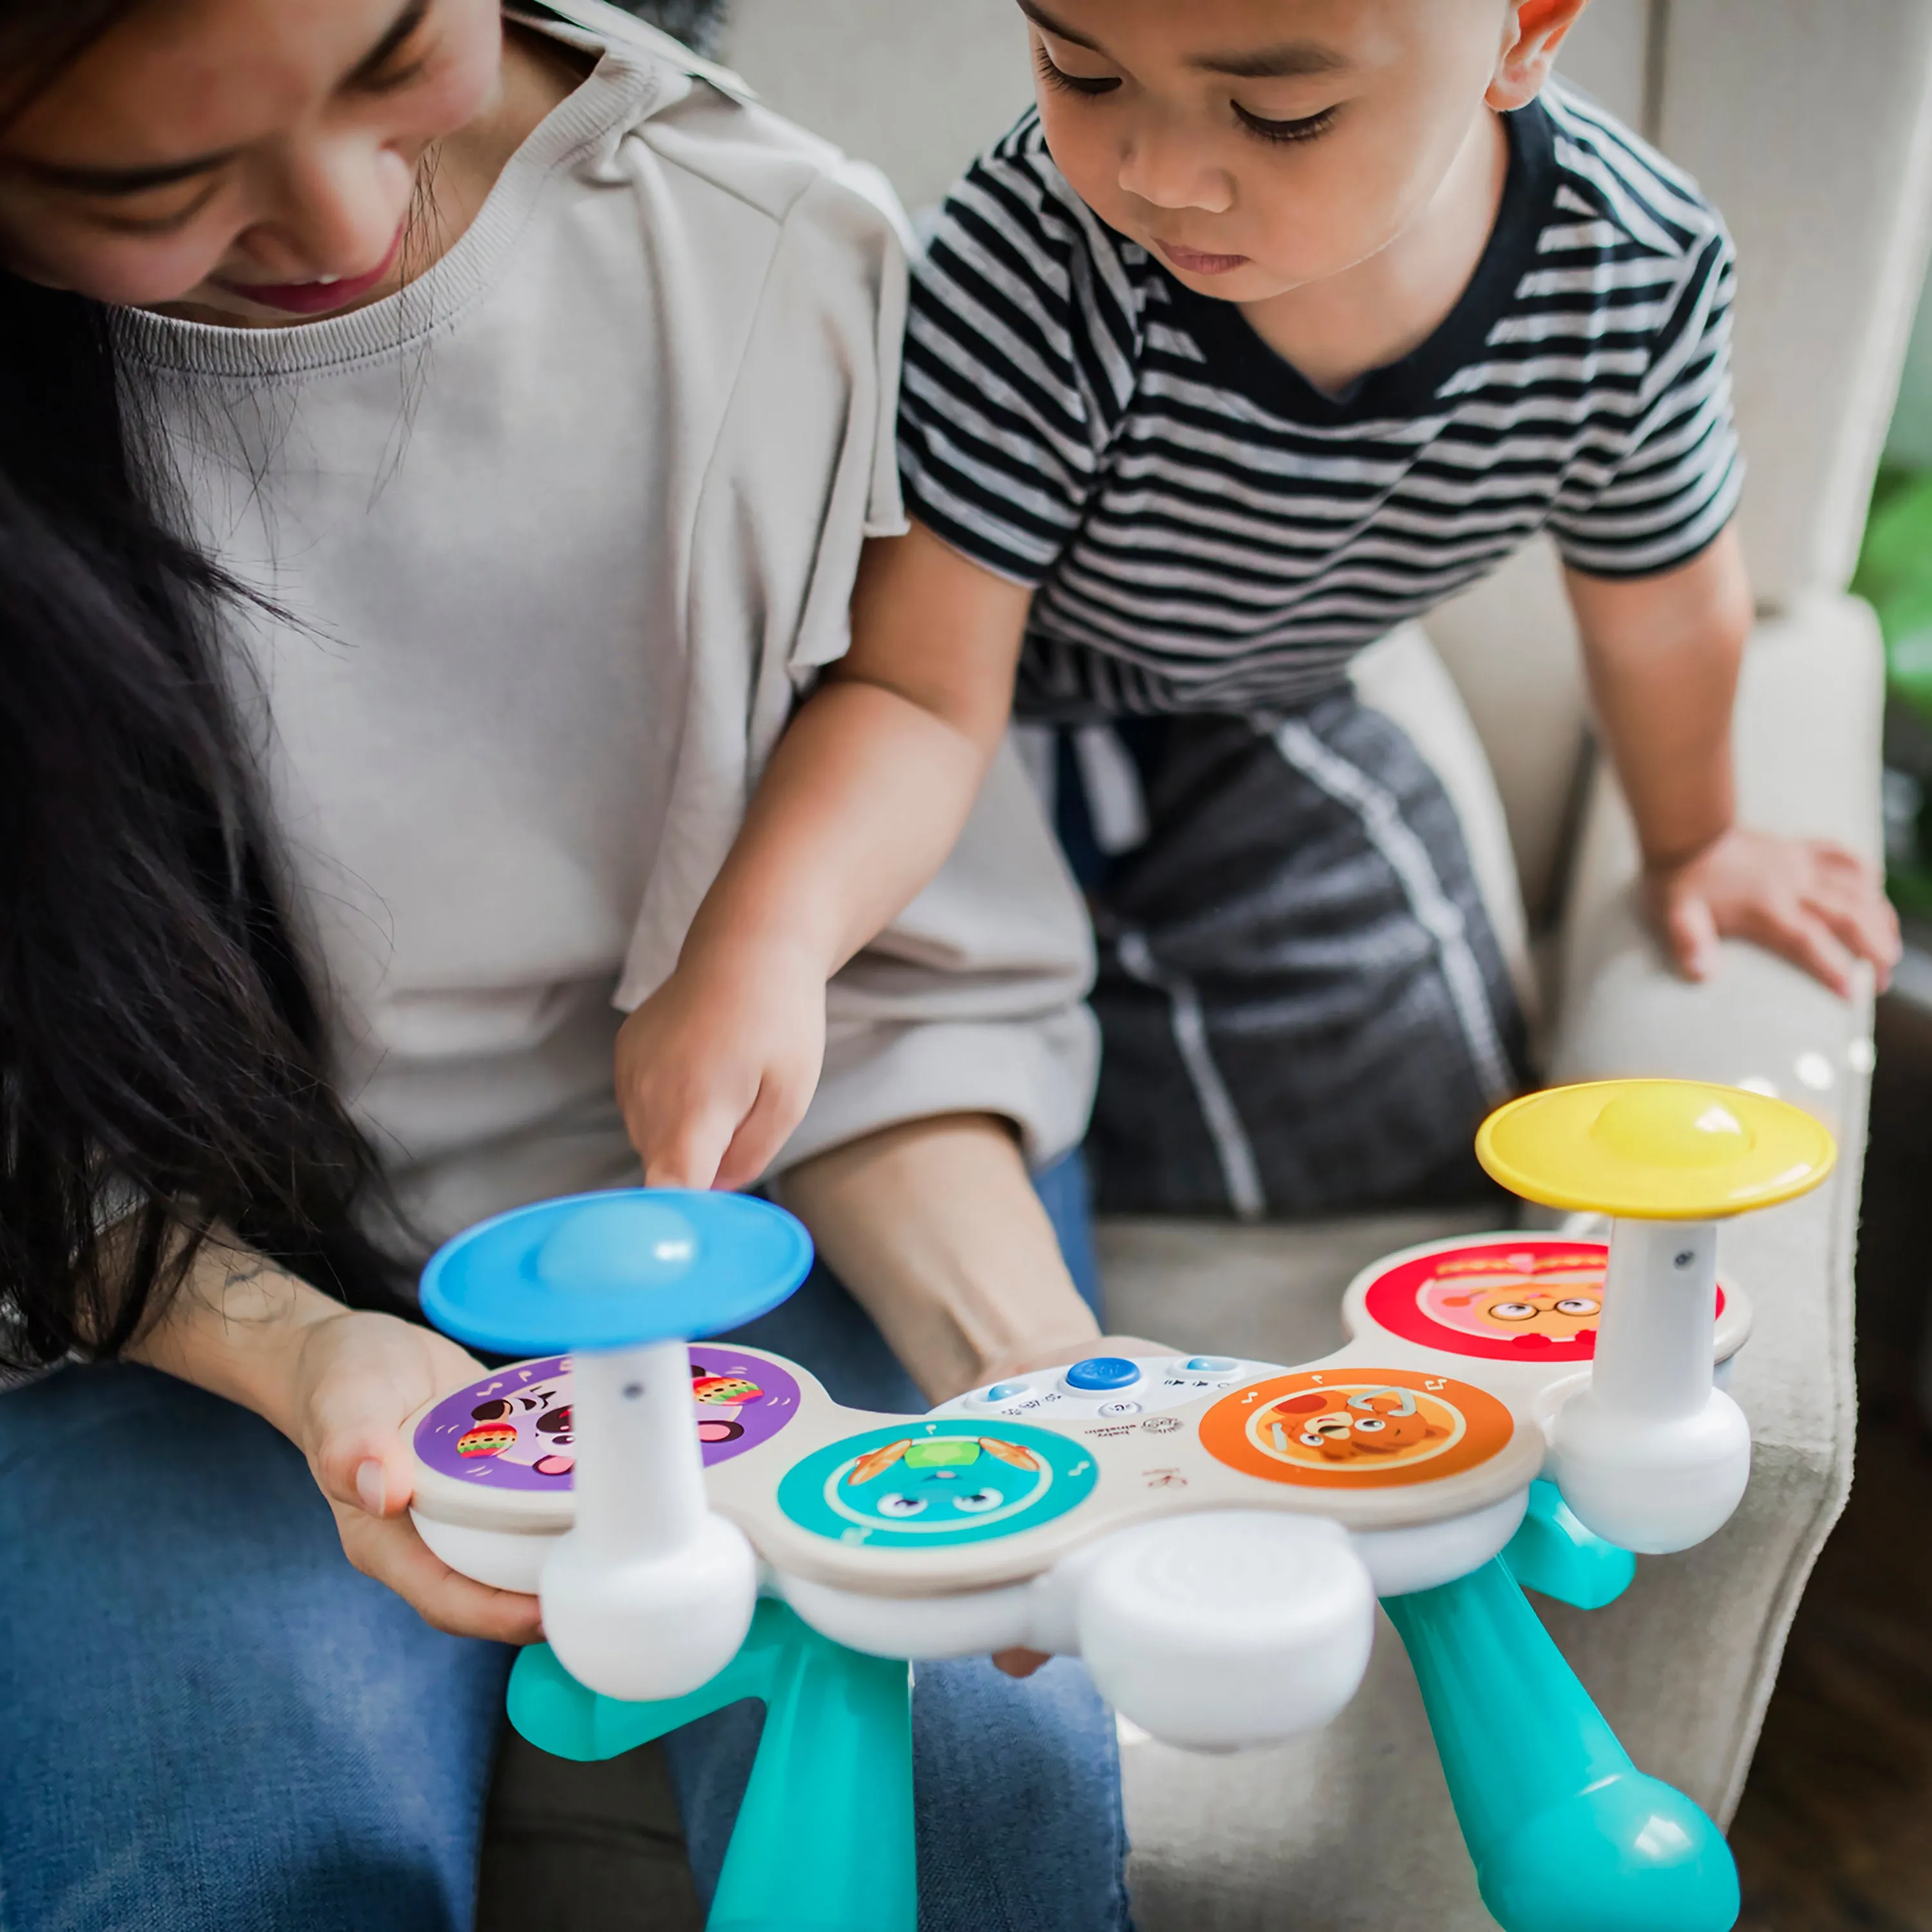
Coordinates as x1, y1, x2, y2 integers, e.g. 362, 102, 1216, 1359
1155, 238, 1249, 277
216, 225, 405, 316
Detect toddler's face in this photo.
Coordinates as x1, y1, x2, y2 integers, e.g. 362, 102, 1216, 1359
1021, 0, 1580, 303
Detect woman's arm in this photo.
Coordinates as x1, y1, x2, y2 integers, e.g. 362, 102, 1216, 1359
126, 1238, 541, 1642
1565, 526, 1898, 994
775, 1112, 1160, 1406
616, 524, 1034, 1193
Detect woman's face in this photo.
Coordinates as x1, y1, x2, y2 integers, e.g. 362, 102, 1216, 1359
0, 0, 502, 321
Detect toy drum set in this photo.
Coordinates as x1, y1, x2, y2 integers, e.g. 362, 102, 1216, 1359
407, 1079, 1834, 1932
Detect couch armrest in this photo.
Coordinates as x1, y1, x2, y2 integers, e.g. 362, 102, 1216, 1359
1542, 589, 1880, 1819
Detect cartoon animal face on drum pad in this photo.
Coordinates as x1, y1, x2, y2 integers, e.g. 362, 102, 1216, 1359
1272, 1386, 1447, 1462
1200, 1371, 1515, 1490
777, 1421, 1097, 1550
455, 1372, 576, 1477
1357, 1240, 1727, 1369
413, 1351, 804, 1492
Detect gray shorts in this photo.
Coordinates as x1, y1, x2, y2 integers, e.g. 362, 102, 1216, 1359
1049, 695, 1530, 1219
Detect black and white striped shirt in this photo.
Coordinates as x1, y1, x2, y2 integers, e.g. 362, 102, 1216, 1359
899, 84, 1742, 719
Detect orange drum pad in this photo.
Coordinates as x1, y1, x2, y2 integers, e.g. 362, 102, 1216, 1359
1200, 1369, 1516, 1490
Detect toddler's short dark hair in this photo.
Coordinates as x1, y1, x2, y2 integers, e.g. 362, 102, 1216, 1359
617, 0, 730, 57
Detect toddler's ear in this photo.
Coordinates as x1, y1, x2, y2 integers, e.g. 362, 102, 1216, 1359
1487, 0, 1592, 112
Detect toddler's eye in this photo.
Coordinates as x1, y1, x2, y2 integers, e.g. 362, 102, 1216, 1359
1490, 1302, 1540, 1322
952, 1489, 1004, 1514
876, 1493, 927, 1517
1234, 104, 1339, 145
1034, 43, 1122, 98
1555, 1298, 1600, 1317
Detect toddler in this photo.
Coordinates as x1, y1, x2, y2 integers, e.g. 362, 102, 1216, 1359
620, 0, 1899, 1215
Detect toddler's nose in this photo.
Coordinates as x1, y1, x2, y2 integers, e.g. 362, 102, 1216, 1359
1117, 115, 1234, 215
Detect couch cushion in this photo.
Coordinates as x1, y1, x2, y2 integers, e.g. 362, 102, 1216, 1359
1095, 1208, 1506, 1365
1658, 0, 1932, 603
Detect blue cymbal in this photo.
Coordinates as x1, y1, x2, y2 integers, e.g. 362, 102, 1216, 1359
421, 1189, 814, 1354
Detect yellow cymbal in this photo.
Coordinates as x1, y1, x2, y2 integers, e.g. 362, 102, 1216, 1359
1474, 1079, 1836, 1220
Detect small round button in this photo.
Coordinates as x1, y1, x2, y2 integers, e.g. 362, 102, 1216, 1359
1065, 1356, 1143, 1394
1096, 1399, 1142, 1418
981, 1380, 1031, 1403
1185, 1356, 1238, 1374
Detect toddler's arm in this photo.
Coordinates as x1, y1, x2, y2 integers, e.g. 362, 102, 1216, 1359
1566, 526, 1899, 994
617, 522, 1032, 1190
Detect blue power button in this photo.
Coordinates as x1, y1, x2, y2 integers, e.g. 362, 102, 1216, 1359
1065, 1356, 1143, 1393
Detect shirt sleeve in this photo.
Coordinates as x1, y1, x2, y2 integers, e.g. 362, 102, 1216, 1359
898, 123, 1137, 585
1546, 223, 1743, 578
776, 739, 1101, 1174
614, 99, 1099, 1170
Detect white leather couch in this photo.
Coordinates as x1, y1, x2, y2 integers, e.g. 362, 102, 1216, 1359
716, 3, 1929, 1926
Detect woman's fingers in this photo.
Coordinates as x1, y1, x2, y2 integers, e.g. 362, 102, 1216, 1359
300, 1316, 483, 1519
303, 1330, 437, 1508
334, 1502, 543, 1643
992, 1646, 1052, 1680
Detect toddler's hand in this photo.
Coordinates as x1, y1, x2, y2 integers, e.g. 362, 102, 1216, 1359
292, 1310, 544, 1644
616, 945, 828, 1192
1644, 826, 1899, 997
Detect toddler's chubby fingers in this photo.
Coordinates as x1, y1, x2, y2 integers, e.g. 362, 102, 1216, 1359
1800, 857, 1900, 986
712, 1070, 815, 1195
1807, 838, 1877, 880
1662, 891, 1719, 982
640, 1097, 744, 1191
1807, 891, 1900, 989
1748, 901, 1858, 998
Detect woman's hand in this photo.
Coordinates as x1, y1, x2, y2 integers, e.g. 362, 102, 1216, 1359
616, 941, 829, 1192
290, 1310, 544, 1644
1644, 825, 1900, 997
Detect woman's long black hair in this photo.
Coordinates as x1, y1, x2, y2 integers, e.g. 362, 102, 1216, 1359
0, 1, 399, 1367
0, 0, 735, 1370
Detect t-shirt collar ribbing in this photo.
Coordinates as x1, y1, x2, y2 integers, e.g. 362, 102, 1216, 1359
1151, 96, 1557, 424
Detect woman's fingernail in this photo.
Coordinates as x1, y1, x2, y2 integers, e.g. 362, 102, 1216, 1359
355, 1460, 387, 1515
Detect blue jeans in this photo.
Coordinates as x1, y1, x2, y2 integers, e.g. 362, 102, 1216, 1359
0, 1157, 1130, 1932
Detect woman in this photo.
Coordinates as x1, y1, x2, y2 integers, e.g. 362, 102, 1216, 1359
0, 1, 1131, 1925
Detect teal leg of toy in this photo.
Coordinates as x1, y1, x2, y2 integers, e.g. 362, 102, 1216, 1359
507, 1600, 915, 1932
1383, 1559, 1738, 1932
706, 1608, 914, 1932
1502, 1478, 1638, 1610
